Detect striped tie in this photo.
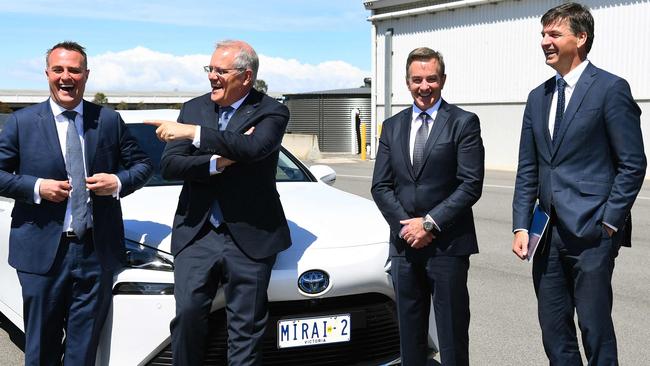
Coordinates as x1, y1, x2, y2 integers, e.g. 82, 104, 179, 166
413, 112, 430, 172
63, 110, 90, 237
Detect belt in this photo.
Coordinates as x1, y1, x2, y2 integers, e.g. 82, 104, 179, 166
62, 229, 92, 239
63, 231, 78, 238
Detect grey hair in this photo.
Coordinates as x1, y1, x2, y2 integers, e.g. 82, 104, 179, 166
216, 40, 259, 83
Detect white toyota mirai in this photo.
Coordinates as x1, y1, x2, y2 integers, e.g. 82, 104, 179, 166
0, 109, 437, 365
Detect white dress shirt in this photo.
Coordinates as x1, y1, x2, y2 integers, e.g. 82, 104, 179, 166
548, 60, 589, 138
409, 98, 441, 165
192, 93, 249, 175
33, 99, 121, 232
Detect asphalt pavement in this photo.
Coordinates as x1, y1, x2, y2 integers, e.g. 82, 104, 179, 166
2, 155, 649, 365
321, 156, 650, 366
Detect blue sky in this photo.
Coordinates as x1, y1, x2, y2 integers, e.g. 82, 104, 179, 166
0, 1, 372, 93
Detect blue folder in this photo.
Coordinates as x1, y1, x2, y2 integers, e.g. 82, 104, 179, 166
527, 204, 550, 262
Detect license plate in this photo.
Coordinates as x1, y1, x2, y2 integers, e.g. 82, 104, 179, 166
277, 314, 351, 349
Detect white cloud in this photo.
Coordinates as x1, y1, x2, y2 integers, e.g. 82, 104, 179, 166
0, 1, 367, 32
87, 47, 206, 92
82, 47, 368, 93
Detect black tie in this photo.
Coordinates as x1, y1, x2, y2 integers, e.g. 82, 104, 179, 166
63, 110, 90, 237
552, 78, 567, 142
413, 112, 430, 172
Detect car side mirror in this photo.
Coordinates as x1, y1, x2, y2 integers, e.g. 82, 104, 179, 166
309, 165, 336, 185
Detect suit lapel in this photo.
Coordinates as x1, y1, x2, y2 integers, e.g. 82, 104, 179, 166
397, 108, 415, 179
226, 91, 261, 133
201, 96, 219, 128
82, 101, 100, 172
552, 63, 597, 157
540, 79, 554, 158
37, 101, 66, 175
413, 100, 451, 177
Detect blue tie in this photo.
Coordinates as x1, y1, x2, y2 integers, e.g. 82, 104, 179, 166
209, 106, 235, 228
552, 78, 567, 142
218, 106, 234, 131
63, 110, 90, 237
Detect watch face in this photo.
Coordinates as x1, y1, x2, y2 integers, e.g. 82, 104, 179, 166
423, 221, 434, 232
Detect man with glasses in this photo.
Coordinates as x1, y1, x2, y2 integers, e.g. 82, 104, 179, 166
146, 40, 291, 366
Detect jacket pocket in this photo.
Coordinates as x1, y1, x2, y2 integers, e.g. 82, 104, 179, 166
578, 181, 611, 196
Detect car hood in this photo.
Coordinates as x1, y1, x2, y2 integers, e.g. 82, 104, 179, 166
120, 182, 389, 256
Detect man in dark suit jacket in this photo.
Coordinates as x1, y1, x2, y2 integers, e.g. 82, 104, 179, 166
512, 3, 646, 364
0, 41, 152, 365
371, 47, 484, 366
147, 40, 291, 366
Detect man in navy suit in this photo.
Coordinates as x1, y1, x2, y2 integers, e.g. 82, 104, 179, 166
371, 47, 484, 366
512, 3, 646, 364
147, 40, 291, 366
0, 41, 152, 365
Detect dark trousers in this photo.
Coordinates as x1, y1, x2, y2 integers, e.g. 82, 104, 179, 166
391, 254, 470, 366
170, 223, 276, 366
533, 223, 619, 366
17, 234, 114, 366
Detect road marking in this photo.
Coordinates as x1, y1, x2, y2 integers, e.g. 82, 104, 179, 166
483, 184, 650, 201
484, 184, 514, 190
337, 176, 650, 200
337, 174, 372, 179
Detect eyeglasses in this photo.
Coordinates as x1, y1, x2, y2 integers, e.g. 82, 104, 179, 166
203, 66, 244, 77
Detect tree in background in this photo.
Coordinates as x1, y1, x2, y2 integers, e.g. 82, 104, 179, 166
254, 79, 268, 94
116, 101, 129, 110
0, 101, 12, 113
92, 92, 108, 105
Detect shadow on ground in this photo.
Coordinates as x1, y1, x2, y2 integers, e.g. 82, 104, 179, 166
0, 312, 24, 351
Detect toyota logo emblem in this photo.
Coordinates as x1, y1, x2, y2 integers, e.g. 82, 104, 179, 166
298, 270, 330, 294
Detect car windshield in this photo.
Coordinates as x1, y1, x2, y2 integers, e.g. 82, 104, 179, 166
128, 123, 314, 186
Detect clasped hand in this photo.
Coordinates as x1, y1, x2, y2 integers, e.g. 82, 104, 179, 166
399, 217, 435, 249
39, 173, 118, 202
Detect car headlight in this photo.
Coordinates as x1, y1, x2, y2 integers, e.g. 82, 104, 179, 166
125, 239, 174, 271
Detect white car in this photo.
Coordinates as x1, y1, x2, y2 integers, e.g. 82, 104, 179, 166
0, 109, 436, 365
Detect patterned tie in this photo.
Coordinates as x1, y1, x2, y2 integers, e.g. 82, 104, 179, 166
552, 78, 567, 142
63, 110, 90, 237
218, 106, 234, 131
209, 105, 235, 228
413, 112, 430, 172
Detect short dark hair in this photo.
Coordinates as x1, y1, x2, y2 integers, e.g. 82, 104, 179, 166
541, 2, 594, 54
405, 47, 445, 79
46, 41, 88, 69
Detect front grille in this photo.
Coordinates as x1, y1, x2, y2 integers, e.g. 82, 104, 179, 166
147, 293, 400, 365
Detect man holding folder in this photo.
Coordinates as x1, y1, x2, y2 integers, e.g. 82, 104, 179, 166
512, 3, 646, 364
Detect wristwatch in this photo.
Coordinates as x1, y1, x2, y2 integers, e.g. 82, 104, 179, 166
422, 216, 435, 232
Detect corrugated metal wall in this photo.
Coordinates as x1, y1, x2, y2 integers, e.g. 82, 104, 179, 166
373, 0, 650, 107
286, 97, 371, 153
369, 0, 650, 165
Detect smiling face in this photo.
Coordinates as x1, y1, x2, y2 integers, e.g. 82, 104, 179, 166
406, 58, 446, 111
208, 46, 253, 107
541, 18, 587, 76
46, 47, 89, 110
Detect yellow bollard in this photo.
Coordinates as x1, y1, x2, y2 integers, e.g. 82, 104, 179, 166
360, 123, 367, 160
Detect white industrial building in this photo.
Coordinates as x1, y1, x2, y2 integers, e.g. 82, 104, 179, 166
364, 0, 650, 169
